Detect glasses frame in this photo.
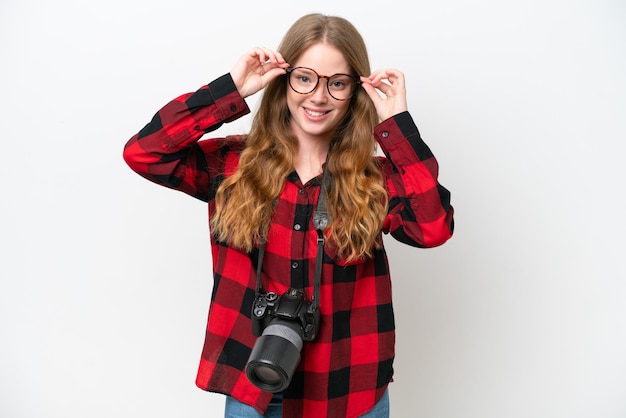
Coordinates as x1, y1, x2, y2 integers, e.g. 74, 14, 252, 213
286, 67, 361, 101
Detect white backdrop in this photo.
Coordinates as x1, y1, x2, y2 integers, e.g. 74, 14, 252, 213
1, 0, 625, 417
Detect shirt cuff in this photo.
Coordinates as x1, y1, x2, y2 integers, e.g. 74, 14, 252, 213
375, 111, 419, 153
208, 74, 250, 123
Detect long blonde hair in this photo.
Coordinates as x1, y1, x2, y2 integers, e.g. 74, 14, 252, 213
211, 14, 388, 262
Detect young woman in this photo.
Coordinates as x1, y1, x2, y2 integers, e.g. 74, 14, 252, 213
123, 13, 454, 418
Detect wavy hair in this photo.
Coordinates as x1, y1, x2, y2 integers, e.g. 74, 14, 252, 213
211, 14, 388, 262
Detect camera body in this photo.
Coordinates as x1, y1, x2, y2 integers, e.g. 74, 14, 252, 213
251, 288, 320, 341
246, 288, 320, 392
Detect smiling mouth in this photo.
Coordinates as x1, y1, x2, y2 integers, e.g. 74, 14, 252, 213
304, 108, 330, 117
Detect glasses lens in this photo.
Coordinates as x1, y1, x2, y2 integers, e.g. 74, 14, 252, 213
327, 74, 356, 100
289, 68, 318, 94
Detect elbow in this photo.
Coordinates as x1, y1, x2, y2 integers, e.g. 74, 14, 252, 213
421, 207, 455, 248
122, 139, 145, 174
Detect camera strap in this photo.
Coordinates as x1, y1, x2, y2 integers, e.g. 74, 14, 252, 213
255, 165, 332, 311
311, 166, 332, 311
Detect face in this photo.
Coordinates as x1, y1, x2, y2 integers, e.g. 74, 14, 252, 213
286, 43, 353, 144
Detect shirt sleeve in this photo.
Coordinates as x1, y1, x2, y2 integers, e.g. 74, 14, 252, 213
122, 74, 250, 202
375, 111, 455, 248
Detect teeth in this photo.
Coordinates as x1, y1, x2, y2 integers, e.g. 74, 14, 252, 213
305, 109, 327, 117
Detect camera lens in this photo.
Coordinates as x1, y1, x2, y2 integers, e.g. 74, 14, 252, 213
246, 319, 304, 392
249, 365, 282, 385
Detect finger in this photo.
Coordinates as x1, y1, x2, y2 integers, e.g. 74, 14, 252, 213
251, 47, 274, 65
384, 69, 405, 88
366, 69, 389, 83
260, 61, 290, 75
360, 81, 384, 104
367, 72, 392, 91
254, 47, 269, 64
375, 80, 392, 96
368, 69, 404, 86
262, 66, 289, 83
360, 76, 390, 99
255, 47, 287, 65
265, 49, 287, 64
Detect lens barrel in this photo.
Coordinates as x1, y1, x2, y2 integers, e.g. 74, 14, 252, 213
245, 319, 304, 392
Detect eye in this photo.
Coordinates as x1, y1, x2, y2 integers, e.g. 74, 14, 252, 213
292, 69, 316, 85
329, 76, 352, 91
298, 75, 312, 84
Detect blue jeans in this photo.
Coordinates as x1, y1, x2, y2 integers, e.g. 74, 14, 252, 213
224, 389, 389, 418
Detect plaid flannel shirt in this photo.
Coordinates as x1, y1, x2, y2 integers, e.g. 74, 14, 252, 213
123, 74, 454, 418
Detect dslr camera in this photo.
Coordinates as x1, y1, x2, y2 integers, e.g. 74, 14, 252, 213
245, 288, 320, 392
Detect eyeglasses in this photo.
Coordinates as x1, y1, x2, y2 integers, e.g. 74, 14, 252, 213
286, 67, 360, 101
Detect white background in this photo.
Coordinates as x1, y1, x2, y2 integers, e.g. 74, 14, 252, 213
1, 0, 625, 417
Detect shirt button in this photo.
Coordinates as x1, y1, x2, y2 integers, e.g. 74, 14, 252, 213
230, 104, 237, 112
292, 262, 299, 269
299, 189, 305, 195
382, 131, 389, 138
294, 224, 301, 231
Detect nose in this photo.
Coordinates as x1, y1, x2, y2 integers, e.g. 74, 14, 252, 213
310, 78, 330, 101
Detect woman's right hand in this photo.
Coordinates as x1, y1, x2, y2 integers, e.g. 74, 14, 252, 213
230, 47, 290, 98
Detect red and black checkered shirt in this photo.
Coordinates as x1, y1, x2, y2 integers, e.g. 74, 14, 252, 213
123, 74, 454, 417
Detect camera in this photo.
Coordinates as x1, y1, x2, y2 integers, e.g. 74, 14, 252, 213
245, 288, 320, 392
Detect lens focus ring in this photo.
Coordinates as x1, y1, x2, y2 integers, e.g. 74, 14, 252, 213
262, 322, 304, 351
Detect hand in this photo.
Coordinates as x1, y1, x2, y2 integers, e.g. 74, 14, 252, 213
230, 47, 290, 98
360, 69, 408, 122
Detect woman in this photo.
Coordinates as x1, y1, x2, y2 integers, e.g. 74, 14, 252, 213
123, 13, 454, 418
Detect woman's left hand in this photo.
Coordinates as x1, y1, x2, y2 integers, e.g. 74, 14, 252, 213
360, 69, 408, 122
